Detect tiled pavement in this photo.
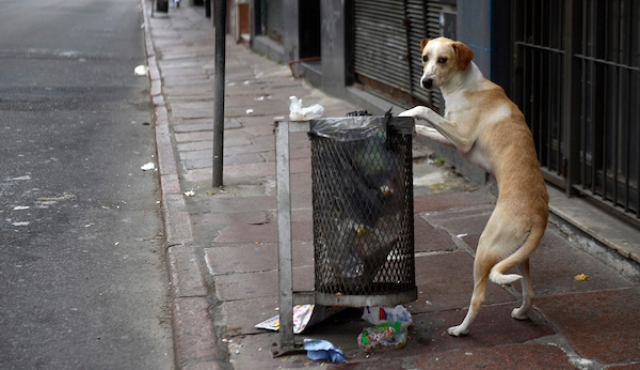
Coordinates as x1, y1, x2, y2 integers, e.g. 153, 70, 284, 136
142, 2, 640, 370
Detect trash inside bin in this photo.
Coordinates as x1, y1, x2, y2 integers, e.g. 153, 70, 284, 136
308, 114, 417, 307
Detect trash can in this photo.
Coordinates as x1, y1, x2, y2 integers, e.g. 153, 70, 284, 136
308, 115, 417, 307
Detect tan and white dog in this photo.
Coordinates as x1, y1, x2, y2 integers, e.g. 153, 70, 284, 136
400, 37, 549, 336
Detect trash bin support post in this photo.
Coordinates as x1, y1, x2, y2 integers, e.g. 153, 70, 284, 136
273, 120, 311, 357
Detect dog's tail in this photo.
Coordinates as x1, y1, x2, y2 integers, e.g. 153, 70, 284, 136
488, 223, 546, 285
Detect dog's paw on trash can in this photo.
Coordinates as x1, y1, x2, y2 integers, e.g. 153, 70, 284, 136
303, 339, 348, 364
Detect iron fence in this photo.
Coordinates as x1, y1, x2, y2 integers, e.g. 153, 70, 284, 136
512, 0, 639, 222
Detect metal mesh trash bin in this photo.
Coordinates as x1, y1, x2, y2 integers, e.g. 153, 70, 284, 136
308, 115, 417, 307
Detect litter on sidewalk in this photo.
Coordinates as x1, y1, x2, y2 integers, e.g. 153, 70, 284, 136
303, 339, 348, 364
361, 305, 412, 327
288, 96, 324, 121
358, 321, 408, 353
575, 273, 589, 281
134, 65, 148, 76
141, 162, 156, 171
359, 305, 412, 352
255, 304, 344, 334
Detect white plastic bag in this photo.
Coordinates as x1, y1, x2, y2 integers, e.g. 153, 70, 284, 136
289, 96, 324, 121
362, 305, 413, 328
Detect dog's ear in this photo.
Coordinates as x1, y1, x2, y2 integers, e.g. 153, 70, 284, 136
452, 42, 474, 70
420, 38, 430, 52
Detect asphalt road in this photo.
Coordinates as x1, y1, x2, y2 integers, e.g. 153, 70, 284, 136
0, 0, 174, 369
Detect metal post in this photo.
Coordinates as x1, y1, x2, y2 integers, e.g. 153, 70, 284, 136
212, 0, 226, 187
274, 121, 294, 354
272, 120, 310, 358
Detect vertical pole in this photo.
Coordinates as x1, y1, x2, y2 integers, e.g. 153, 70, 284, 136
274, 121, 294, 351
212, 0, 226, 187
563, 0, 582, 197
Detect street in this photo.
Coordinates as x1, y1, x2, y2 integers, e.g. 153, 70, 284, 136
0, 0, 174, 369
141, 3, 640, 369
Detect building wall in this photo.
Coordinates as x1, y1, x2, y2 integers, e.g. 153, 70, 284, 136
458, 0, 492, 77
320, 0, 351, 99
282, 0, 299, 62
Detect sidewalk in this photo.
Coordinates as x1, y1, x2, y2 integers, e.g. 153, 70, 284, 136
142, 3, 640, 370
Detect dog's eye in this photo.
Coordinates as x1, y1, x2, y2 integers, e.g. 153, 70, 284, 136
438, 57, 448, 64
422, 55, 428, 63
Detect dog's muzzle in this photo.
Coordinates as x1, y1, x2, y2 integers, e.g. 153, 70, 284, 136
422, 78, 434, 90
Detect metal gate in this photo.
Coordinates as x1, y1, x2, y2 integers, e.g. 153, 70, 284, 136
512, 0, 640, 222
353, 0, 455, 111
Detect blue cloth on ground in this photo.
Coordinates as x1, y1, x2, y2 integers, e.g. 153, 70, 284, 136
303, 338, 348, 364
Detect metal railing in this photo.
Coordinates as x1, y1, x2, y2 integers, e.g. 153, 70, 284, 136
512, 0, 639, 222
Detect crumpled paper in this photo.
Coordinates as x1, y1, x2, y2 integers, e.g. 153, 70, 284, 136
303, 339, 348, 364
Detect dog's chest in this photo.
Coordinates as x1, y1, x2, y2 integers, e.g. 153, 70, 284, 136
463, 144, 493, 174
442, 94, 470, 120
444, 98, 494, 174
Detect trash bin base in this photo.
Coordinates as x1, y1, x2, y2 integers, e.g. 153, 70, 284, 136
314, 288, 417, 307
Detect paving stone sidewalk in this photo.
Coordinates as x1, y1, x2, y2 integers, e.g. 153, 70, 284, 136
142, 3, 640, 370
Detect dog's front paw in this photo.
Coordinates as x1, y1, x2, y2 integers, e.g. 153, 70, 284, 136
399, 106, 431, 119
447, 325, 469, 337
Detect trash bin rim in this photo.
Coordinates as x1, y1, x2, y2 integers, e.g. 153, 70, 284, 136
308, 116, 414, 142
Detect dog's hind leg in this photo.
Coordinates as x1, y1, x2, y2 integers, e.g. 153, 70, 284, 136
511, 259, 534, 320
448, 244, 497, 336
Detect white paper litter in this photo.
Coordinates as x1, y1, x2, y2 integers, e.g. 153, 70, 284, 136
141, 162, 156, 171
134, 65, 149, 76
255, 305, 344, 334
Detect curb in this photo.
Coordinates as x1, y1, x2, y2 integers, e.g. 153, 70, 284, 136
140, 2, 224, 369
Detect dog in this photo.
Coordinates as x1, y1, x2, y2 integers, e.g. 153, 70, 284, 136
399, 37, 549, 336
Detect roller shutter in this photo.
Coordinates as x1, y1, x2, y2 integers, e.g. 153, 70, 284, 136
406, 0, 430, 104
353, 0, 455, 111
353, 0, 413, 94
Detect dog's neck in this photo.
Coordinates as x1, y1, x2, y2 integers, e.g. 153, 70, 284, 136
440, 61, 485, 100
